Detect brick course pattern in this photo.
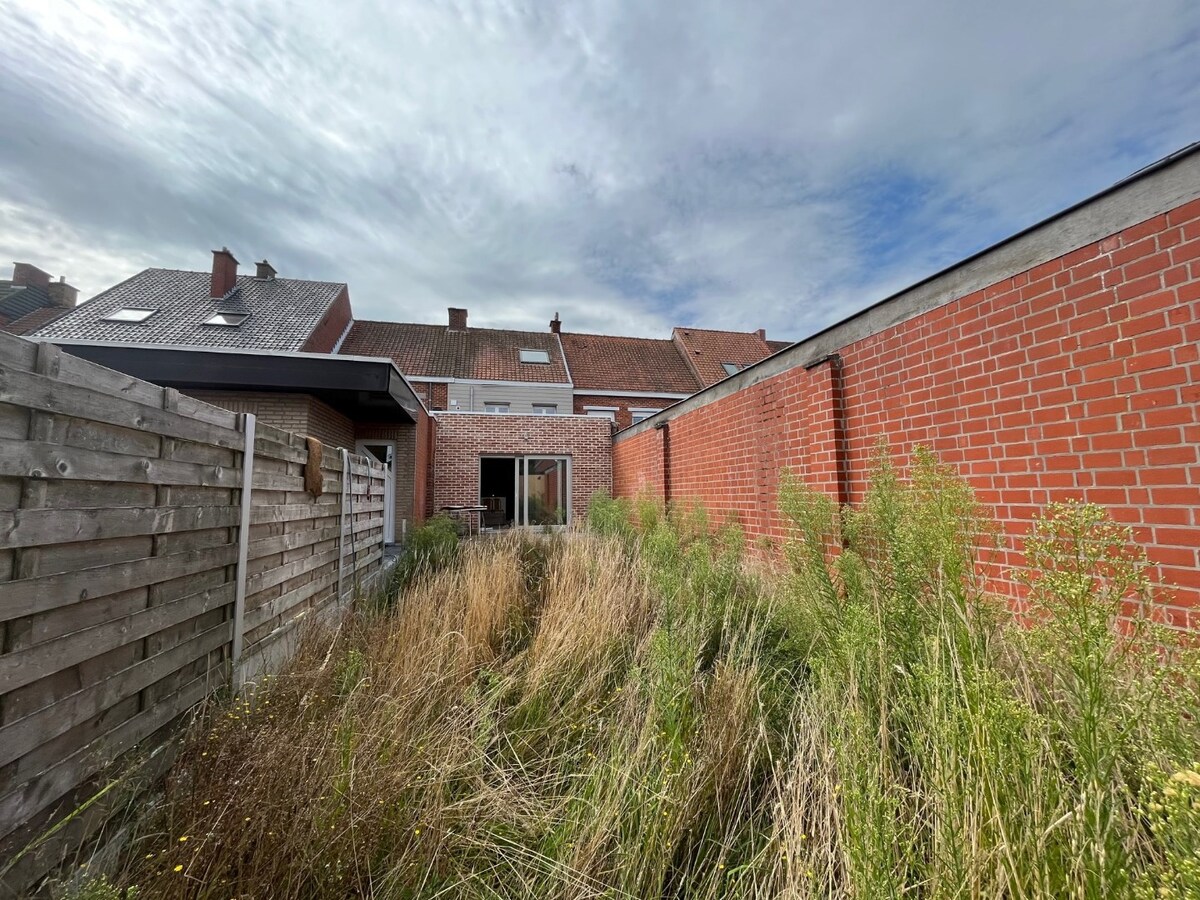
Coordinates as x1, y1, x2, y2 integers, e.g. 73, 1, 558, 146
614, 199, 1200, 628
187, 391, 355, 449
432, 413, 612, 524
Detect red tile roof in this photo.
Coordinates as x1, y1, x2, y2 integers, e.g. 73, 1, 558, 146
766, 339, 792, 353
340, 320, 570, 383
0, 305, 71, 335
671, 327, 775, 387
560, 332, 701, 394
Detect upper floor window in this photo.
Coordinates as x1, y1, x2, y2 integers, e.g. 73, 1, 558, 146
203, 312, 249, 327
532, 404, 557, 415
484, 401, 510, 414
102, 307, 157, 323
584, 407, 617, 422
519, 349, 550, 364
721, 362, 742, 376
630, 408, 657, 424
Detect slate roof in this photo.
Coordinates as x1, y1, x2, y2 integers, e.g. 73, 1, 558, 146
0, 282, 51, 323
339, 320, 570, 383
560, 332, 701, 394
0, 305, 71, 336
34, 268, 346, 352
671, 327, 776, 387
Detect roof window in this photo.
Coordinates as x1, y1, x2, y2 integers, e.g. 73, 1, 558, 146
203, 312, 250, 327
721, 362, 742, 376
519, 348, 550, 364
102, 307, 157, 323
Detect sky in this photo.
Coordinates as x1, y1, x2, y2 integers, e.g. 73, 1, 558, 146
1, 1, 1198, 341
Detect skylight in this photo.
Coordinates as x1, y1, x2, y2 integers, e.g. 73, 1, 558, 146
203, 312, 250, 327
519, 348, 550, 364
721, 362, 741, 376
102, 308, 157, 323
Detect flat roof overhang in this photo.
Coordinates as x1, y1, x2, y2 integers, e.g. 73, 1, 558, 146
44, 341, 424, 424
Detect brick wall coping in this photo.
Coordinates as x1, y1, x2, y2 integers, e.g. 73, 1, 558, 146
433, 410, 612, 422
617, 142, 1200, 443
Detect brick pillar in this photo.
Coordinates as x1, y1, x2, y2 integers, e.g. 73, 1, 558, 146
805, 356, 848, 506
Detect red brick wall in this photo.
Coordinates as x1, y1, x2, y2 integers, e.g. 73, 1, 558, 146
300, 288, 352, 353
432, 413, 612, 524
573, 394, 676, 430
614, 199, 1200, 627
409, 382, 449, 411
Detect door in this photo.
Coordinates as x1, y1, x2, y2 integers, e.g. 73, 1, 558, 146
480, 455, 570, 529
356, 441, 396, 543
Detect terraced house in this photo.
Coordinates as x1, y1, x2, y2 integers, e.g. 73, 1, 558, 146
31, 250, 782, 536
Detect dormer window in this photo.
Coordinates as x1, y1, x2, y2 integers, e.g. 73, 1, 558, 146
519, 348, 550, 364
203, 312, 249, 327
103, 307, 157, 323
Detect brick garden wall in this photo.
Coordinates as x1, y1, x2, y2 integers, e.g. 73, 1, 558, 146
432, 413, 612, 524
613, 195, 1200, 628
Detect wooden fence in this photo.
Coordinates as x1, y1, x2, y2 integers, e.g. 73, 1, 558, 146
0, 331, 386, 894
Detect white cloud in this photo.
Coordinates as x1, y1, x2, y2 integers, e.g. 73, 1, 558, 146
1, 0, 1197, 340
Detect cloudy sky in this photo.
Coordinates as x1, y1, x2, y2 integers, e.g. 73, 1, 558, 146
2, 1, 1198, 340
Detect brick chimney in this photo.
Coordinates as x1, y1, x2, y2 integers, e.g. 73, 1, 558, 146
11, 262, 51, 291
47, 276, 78, 309
255, 259, 277, 281
550, 312, 561, 334
756, 328, 766, 341
448, 307, 468, 330
210, 248, 239, 299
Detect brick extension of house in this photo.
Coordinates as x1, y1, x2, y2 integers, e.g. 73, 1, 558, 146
24, 142, 1200, 623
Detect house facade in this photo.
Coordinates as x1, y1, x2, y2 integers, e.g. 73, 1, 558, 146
30, 249, 784, 535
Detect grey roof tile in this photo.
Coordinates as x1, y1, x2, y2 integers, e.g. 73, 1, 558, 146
34, 269, 344, 352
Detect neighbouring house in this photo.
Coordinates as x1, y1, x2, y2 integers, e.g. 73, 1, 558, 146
338, 310, 608, 528
559, 317, 788, 429
31, 249, 785, 535
0, 262, 78, 335
32, 249, 430, 541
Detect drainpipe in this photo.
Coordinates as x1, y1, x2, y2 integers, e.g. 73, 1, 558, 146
654, 420, 671, 505
805, 353, 850, 509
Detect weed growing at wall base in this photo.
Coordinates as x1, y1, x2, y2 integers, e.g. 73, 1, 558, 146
61, 451, 1199, 898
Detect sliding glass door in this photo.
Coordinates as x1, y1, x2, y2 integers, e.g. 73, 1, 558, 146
481, 456, 570, 529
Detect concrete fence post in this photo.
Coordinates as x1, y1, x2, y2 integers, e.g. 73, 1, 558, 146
230, 412, 256, 692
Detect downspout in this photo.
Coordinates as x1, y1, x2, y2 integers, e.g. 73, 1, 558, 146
654, 420, 671, 505
805, 353, 850, 509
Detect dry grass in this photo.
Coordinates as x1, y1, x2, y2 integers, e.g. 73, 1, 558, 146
63, 455, 1200, 899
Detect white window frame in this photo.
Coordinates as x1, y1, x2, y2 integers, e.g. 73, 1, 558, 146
479, 454, 572, 530
629, 408, 658, 424
102, 307, 157, 323
519, 348, 551, 364
531, 403, 558, 416
583, 406, 618, 422
483, 401, 511, 414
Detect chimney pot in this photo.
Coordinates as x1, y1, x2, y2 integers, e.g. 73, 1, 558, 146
47, 277, 78, 309
11, 262, 51, 292
550, 312, 561, 334
448, 307, 468, 330
210, 247, 239, 299
255, 259, 277, 280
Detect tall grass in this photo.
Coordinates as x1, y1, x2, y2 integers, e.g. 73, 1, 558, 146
69, 453, 1199, 899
